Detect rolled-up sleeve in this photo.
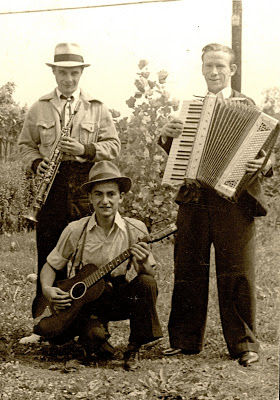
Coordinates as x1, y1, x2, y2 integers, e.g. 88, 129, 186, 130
46, 224, 77, 271
130, 220, 156, 268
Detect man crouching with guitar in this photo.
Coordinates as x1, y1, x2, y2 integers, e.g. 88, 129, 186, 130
36, 160, 163, 370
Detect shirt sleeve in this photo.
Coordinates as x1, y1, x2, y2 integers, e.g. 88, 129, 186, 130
46, 224, 77, 271
91, 103, 121, 162
129, 219, 156, 268
18, 103, 43, 173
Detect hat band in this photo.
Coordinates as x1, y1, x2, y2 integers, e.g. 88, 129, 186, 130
54, 54, 84, 63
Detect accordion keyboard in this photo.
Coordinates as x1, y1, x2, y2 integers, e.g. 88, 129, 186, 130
162, 99, 203, 185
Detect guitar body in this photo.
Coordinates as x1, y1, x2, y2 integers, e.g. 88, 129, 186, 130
33, 263, 105, 338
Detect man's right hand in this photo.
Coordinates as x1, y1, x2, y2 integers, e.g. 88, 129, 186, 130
42, 286, 72, 311
161, 118, 183, 140
37, 157, 50, 176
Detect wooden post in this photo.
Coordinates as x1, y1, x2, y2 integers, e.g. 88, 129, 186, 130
231, 0, 242, 92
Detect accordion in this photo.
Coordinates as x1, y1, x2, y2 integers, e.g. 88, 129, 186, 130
162, 94, 279, 201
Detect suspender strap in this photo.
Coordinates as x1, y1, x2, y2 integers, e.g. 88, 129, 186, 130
124, 217, 134, 270
68, 217, 90, 276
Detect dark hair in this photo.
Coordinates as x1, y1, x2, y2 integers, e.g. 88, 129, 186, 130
202, 43, 236, 64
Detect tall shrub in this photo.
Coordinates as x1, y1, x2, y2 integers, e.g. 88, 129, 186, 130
0, 82, 27, 162
113, 61, 180, 230
0, 161, 33, 233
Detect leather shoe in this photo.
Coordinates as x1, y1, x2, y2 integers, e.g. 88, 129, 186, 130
123, 344, 140, 371
238, 351, 259, 367
83, 341, 115, 361
162, 347, 182, 356
163, 347, 200, 356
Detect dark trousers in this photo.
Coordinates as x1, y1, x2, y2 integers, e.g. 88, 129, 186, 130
49, 275, 163, 348
32, 161, 92, 317
169, 192, 259, 357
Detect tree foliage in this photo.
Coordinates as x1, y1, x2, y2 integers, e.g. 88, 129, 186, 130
261, 87, 280, 121
258, 87, 280, 227
111, 61, 180, 230
0, 82, 27, 161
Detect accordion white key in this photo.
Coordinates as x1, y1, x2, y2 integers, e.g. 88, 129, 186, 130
162, 94, 279, 201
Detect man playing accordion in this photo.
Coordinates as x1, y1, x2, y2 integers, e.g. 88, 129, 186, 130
159, 43, 274, 367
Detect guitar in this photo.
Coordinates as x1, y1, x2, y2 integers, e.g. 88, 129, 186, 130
33, 224, 177, 338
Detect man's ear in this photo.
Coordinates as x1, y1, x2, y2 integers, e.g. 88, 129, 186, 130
119, 192, 125, 204
230, 63, 237, 76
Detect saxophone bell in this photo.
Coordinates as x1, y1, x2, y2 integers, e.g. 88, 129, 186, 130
24, 198, 43, 223
24, 212, 39, 223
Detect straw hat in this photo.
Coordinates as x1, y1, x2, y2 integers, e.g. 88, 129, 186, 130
81, 161, 132, 193
46, 43, 90, 68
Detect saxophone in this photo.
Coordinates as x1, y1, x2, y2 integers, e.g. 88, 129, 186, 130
24, 102, 81, 223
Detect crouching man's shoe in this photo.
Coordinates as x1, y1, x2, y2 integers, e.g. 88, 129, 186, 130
238, 351, 259, 367
163, 347, 200, 356
162, 347, 182, 356
123, 344, 140, 371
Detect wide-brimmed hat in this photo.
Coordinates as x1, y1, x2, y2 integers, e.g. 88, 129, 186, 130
81, 161, 132, 193
46, 43, 90, 68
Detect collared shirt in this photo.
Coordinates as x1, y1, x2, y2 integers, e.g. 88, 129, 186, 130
47, 212, 155, 279
207, 85, 232, 99
56, 87, 81, 115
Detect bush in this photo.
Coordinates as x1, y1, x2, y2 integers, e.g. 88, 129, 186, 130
0, 160, 33, 233
113, 61, 180, 230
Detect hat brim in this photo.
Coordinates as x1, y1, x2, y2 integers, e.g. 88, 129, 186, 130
46, 62, 90, 68
81, 176, 132, 194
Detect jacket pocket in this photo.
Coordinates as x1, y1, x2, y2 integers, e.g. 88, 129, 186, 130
37, 121, 56, 146
80, 122, 99, 145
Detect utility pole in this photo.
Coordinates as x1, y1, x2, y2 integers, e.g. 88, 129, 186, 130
231, 0, 242, 92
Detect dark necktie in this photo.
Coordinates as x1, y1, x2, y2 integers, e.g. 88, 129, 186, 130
60, 95, 73, 127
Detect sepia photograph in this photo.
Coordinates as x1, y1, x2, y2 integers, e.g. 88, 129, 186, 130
0, 1, 279, 399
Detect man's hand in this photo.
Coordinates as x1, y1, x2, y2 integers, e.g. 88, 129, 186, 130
42, 286, 72, 311
130, 242, 150, 265
246, 150, 271, 174
37, 157, 50, 176
58, 137, 85, 156
161, 118, 183, 140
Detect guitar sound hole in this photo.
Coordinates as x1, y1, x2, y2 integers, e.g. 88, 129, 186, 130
70, 281, 87, 300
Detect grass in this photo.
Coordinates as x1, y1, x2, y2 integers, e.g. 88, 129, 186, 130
0, 218, 279, 399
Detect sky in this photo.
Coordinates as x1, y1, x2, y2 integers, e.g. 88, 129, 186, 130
0, 0, 279, 116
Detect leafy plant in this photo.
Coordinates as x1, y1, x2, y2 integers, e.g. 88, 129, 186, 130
0, 82, 27, 162
0, 161, 34, 233
112, 60, 180, 229
138, 368, 186, 399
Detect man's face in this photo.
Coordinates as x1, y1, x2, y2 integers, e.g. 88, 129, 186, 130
89, 181, 124, 221
202, 51, 237, 94
52, 66, 83, 96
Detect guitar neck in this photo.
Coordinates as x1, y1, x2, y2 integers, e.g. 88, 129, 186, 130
83, 248, 134, 289
81, 224, 176, 290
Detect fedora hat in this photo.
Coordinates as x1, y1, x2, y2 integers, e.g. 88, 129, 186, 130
81, 161, 132, 193
46, 43, 90, 68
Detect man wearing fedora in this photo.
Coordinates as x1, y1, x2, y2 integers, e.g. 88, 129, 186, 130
37, 160, 163, 370
18, 43, 121, 330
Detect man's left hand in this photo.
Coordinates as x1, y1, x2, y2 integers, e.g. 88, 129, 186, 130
246, 150, 271, 174
130, 242, 150, 264
58, 137, 85, 156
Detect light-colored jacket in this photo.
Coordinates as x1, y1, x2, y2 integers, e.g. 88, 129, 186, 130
18, 89, 120, 172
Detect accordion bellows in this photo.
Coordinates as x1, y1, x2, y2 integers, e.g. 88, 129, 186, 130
162, 95, 279, 202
